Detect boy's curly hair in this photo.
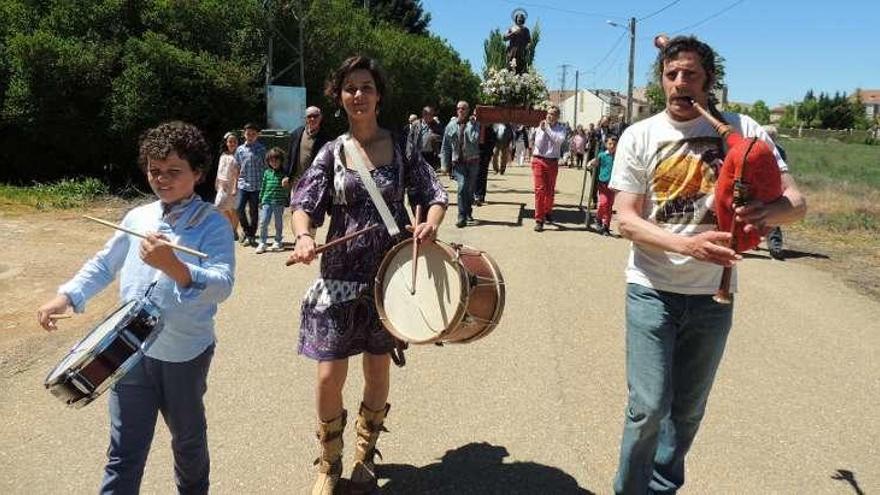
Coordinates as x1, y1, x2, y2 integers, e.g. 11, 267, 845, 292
138, 121, 211, 183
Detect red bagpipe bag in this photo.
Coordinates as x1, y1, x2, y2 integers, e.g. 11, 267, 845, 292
713, 127, 783, 252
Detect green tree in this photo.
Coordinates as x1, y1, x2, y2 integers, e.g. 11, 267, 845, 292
750, 100, 771, 124
356, 0, 431, 35
0, 0, 265, 184
482, 28, 506, 77
526, 21, 541, 69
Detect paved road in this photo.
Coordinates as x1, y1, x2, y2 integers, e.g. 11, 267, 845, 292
2, 164, 878, 494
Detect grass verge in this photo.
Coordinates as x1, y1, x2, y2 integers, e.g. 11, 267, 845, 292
0, 178, 110, 211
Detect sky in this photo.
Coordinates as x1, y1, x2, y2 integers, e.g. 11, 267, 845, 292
421, 0, 880, 107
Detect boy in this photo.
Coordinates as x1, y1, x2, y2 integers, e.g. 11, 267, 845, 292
235, 122, 266, 247
36, 121, 235, 494
587, 134, 618, 235
256, 147, 288, 254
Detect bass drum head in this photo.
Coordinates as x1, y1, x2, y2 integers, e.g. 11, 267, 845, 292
44, 300, 137, 386
377, 240, 466, 344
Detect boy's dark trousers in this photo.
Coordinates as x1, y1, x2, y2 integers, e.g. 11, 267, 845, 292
236, 190, 260, 239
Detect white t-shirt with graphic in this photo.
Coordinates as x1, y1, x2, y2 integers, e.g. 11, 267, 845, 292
610, 111, 787, 295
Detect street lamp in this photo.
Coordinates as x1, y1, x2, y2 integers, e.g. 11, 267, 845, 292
607, 18, 636, 124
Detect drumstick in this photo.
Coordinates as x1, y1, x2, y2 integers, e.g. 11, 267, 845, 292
48, 314, 72, 320
83, 215, 209, 259
410, 204, 422, 295
285, 224, 379, 266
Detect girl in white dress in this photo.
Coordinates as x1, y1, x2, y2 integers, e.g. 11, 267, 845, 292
214, 132, 240, 235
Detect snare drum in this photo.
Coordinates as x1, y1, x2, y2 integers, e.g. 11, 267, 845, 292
45, 298, 163, 408
375, 239, 505, 345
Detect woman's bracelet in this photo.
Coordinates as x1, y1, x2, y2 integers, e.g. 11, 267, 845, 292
295, 232, 314, 241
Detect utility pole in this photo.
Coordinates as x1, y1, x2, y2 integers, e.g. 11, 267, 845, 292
625, 16, 636, 124
573, 70, 580, 128
559, 63, 572, 119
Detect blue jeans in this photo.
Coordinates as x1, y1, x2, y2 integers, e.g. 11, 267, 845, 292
614, 284, 733, 495
236, 189, 260, 239
259, 203, 284, 244
100, 345, 214, 495
452, 161, 479, 221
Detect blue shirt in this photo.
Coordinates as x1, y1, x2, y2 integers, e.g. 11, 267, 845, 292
58, 197, 236, 362
235, 141, 267, 192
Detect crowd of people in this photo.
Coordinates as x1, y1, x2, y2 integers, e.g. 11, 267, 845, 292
35, 34, 807, 495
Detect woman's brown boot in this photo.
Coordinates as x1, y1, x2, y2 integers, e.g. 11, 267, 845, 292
312, 410, 346, 495
350, 402, 390, 494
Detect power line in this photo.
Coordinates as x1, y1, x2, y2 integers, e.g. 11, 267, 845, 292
497, 0, 628, 20
670, 0, 745, 34
587, 30, 627, 74
638, 0, 682, 21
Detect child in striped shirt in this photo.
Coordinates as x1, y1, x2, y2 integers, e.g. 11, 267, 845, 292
256, 147, 289, 253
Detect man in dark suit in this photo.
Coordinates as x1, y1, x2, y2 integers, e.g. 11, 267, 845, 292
282, 106, 331, 188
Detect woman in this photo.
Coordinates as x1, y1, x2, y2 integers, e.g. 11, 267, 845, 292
214, 132, 240, 236
571, 125, 587, 169
288, 56, 448, 495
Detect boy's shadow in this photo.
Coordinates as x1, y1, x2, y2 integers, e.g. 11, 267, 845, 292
376, 442, 594, 494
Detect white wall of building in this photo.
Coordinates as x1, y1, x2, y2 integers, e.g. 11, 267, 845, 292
559, 90, 621, 128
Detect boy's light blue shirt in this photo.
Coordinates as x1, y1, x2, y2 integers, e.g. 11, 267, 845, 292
58, 197, 236, 362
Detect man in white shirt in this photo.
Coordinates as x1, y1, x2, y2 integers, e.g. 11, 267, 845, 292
609, 35, 806, 494
530, 104, 566, 232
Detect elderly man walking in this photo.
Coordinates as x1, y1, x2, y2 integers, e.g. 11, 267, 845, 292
283, 106, 330, 188
441, 101, 481, 228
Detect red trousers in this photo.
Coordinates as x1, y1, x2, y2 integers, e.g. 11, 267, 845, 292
531, 156, 559, 221
597, 182, 616, 228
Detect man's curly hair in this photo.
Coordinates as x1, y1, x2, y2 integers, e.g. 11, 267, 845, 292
655, 35, 717, 92
138, 121, 211, 183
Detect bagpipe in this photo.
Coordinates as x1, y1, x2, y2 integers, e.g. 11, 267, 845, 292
690, 100, 783, 304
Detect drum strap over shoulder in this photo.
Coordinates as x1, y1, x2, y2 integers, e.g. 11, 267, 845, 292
342, 135, 400, 237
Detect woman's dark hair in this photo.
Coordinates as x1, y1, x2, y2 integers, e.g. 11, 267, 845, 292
138, 121, 211, 183
324, 55, 388, 110
655, 35, 717, 91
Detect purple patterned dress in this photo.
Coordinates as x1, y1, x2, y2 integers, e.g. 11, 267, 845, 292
290, 134, 448, 361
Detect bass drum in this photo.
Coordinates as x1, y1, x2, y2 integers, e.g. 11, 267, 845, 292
375, 239, 505, 345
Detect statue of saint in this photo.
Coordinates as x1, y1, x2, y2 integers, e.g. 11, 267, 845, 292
504, 9, 531, 74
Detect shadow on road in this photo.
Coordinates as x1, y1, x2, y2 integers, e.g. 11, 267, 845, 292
742, 248, 830, 261
376, 442, 595, 494
831, 469, 865, 495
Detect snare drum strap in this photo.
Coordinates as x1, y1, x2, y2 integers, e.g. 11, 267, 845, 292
342, 135, 400, 237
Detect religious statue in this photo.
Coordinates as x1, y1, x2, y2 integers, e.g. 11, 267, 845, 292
504, 8, 531, 74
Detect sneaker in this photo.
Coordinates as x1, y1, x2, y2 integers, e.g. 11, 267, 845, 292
247, 237, 258, 247
255, 243, 267, 254
534, 221, 544, 232
456, 219, 466, 228
466, 217, 478, 226
271, 241, 284, 252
